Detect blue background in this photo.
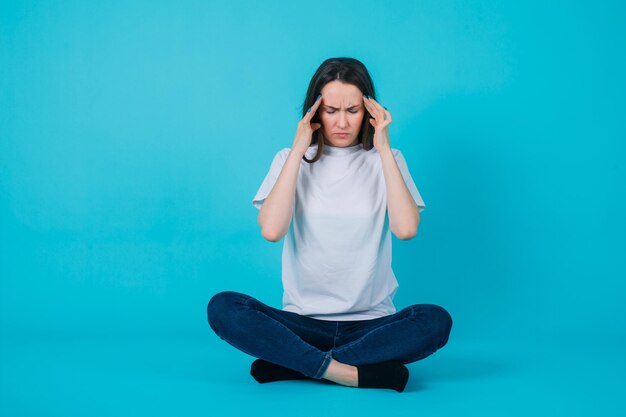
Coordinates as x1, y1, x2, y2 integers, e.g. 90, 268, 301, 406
2, 0, 625, 416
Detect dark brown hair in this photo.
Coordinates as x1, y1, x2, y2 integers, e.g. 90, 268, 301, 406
302, 57, 376, 163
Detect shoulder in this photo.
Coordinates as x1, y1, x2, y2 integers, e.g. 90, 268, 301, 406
369, 148, 410, 171
391, 148, 408, 164
277, 147, 291, 157
369, 147, 404, 159
270, 147, 291, 164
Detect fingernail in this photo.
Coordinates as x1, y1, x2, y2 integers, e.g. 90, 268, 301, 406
316, 94, 321, 101
307, 107, 311, 112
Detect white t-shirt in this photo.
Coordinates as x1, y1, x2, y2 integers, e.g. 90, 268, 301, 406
252, 142, 426, 321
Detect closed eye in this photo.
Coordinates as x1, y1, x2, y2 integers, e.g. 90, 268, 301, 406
326, 109, 359, 114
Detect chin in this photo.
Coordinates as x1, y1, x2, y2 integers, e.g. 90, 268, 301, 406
323, 135, 357, 147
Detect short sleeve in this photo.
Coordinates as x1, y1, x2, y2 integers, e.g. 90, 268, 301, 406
252, 148, 290, 210
392, 149, 426, 213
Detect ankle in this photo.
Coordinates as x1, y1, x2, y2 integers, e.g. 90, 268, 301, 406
322, 359, 358, 387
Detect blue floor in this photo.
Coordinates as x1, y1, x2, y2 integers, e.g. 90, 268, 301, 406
2, 332, 623, 416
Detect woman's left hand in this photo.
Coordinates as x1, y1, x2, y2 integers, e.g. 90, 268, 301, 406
363, 96, 392, 153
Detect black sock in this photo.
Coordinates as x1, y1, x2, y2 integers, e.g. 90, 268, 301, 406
357, 361, 409, 392
250, 359, 310, 383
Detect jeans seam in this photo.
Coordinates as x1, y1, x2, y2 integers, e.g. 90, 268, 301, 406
332, 322, 339, 349
244, 296, 332, 379
313, 350, 333, 379
332, 306, 422, 358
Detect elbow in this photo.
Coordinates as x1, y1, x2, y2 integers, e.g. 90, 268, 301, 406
258, 210, 285, 242
261, 227, 285, 242
395, 230, 417, 240
394, 224, 419, 240
392, 205, 421, 240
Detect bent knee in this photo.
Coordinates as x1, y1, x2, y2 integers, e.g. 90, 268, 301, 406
411, 304, 452, 350
427, 304, 453, 348
206, 291, 242, 333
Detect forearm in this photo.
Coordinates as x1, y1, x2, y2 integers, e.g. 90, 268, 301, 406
257, 149, 304, 241
379, 148, 420, 240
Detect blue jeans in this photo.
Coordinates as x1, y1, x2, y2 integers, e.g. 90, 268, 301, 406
207, 291, 453, 379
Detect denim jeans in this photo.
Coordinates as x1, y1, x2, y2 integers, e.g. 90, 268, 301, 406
207, 291, 453, 379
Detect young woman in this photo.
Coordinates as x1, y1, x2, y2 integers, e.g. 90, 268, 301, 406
207, 57, 452, 392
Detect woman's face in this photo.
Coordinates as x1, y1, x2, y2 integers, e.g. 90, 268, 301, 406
318, 81, 365, 147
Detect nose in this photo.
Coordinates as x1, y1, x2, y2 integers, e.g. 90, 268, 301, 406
337, 111, 348, 128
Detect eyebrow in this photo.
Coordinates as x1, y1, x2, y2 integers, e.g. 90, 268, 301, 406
323, 105, 362, 110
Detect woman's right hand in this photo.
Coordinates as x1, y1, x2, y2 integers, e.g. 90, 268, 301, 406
291, 94, 323, 155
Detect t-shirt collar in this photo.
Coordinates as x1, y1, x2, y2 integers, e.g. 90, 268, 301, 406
320, 142, 363, 156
